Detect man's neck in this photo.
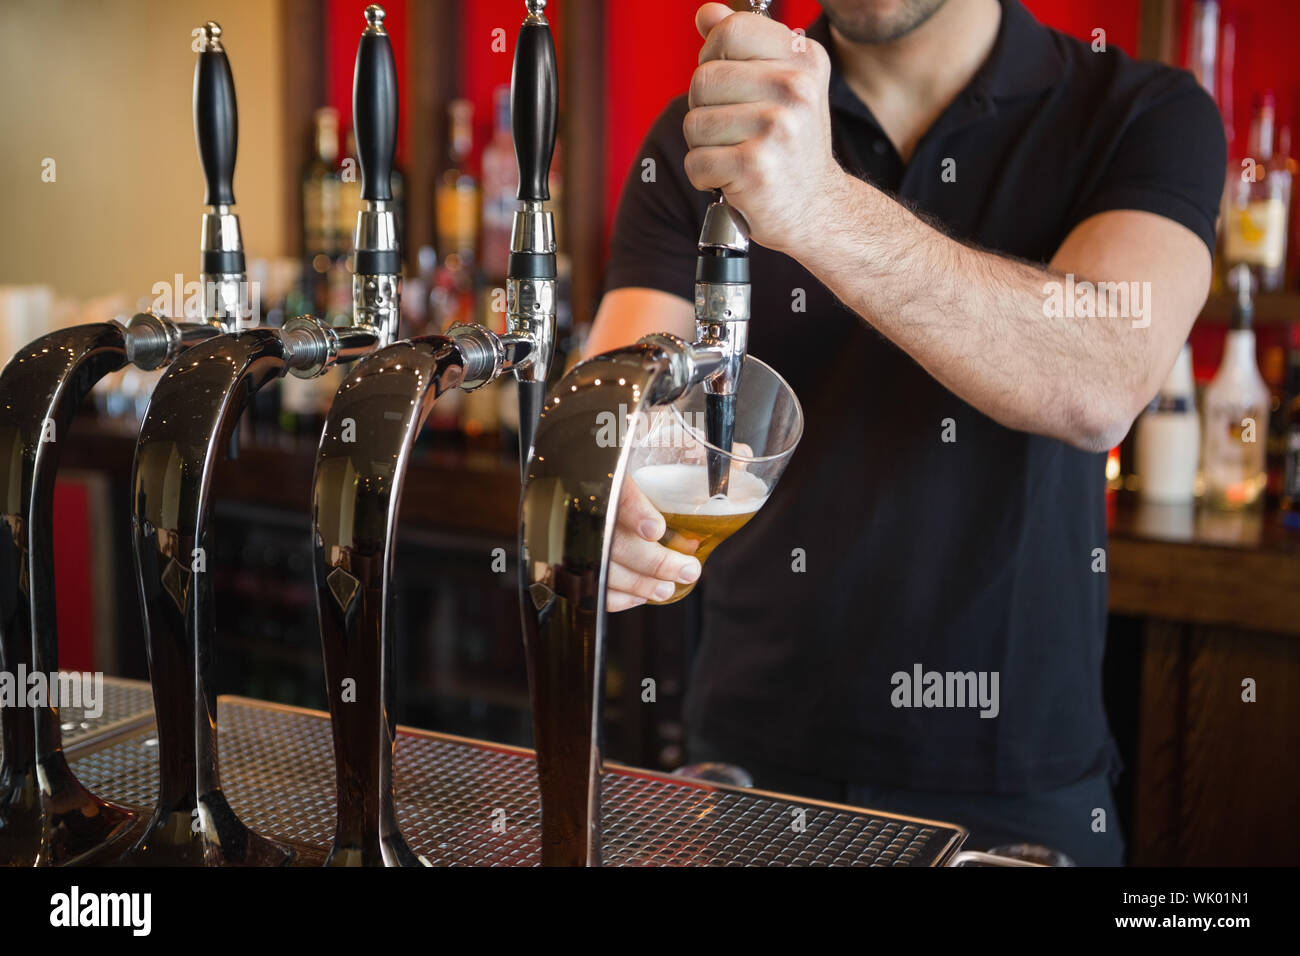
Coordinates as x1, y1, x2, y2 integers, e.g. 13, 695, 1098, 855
831, 0, 1002, 163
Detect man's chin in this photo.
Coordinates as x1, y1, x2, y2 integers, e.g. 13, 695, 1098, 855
819, 0, 952, 44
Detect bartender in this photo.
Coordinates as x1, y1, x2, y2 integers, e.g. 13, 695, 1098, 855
587, 0, 1225, 865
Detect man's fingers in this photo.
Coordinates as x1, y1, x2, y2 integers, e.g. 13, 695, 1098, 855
689, 59, 788, 110
683, 143, 750, 194
608, 559, 688, 604
695, 2, 735, 41
611, 529, 702, 589
696, 4, 792, 62
684, 103, 778, 150
608, 590, 648, 613
619, 475, 666, 542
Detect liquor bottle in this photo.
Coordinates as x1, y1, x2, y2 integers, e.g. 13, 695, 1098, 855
302, 108, 342, 318
1187, 1, 1219, 102
1223, 92, 1291, 293
1203, 265, 1271, 509
1136, 344, 1200, 504
461, 282, 505, 448
436, 98, 480, 271
480, 85, 518, 281
1281, 323, 1300, 528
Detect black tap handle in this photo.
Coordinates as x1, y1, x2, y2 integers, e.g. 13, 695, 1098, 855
354, 5, 397, 203
194, 22, 237, 207
512, 7, 558, 203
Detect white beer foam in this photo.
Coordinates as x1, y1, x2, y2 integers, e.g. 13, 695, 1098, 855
632, 463, 769, 516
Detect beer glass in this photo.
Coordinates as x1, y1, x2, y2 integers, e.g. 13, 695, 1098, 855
627, 355, 802, 604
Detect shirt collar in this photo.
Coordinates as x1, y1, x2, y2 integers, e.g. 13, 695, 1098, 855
806, 0, 1066, 123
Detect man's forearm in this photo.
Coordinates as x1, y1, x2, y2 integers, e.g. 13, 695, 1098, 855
793, 172, 1157, 453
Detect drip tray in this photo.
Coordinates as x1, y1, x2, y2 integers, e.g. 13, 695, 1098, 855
0, 675, 155, 757
65, 694, 967, 866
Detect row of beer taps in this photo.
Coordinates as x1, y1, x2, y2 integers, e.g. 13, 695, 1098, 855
0, 0, 764, 867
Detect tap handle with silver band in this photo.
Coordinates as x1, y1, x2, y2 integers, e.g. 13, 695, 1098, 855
696, 0, 770, 496
350, 4, 401, 349
502, 0, 559, 476
194, 21, 245, 330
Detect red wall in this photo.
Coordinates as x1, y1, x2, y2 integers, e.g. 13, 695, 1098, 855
459, 0, 568, 170
327, 0, 409, 165
1178, 0, 1300, 156
602, 0, 1142, 238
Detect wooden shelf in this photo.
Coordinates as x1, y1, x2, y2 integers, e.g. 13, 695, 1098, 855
1198, 291, 1300, 325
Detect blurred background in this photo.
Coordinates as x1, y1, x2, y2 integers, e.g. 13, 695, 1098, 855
0, 0, 1297, 864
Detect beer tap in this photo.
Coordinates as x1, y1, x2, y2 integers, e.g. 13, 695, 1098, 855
124, 12, 392, 866
517, 0, 780, 866
700, 0, 768, 496
308, 0, 557, 865
0, 23, 253, 867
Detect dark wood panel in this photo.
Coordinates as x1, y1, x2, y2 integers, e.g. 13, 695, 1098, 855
1179, 626, 1300, 864
279, 0, 328, 259
1133, 620, 1185, 866
561, 0, 606, 328
1199, 291, 1300, 327
1135, 622, 1300, 865
1109, 535, 1300, 637
1137, 0, 1177, 65
65, 418, 520, 539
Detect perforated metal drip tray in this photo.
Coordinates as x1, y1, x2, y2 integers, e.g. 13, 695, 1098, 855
66, 694, 967, 866
0, 675, 155, 758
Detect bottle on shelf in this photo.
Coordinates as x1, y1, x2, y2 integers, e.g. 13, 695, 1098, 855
302, 107, 343, 318
480, 85, 518, 282
1136, 343, 1200, 504
435, 98, 480, 276
1203, 265, 1271, 509
428, 99, 482, 438
1281, 323, 1300, 528
1222, 91, 1291, 293
1186, 0, 1219, 102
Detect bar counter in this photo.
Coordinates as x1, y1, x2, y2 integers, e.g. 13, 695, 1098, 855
54, 414, 1300, 865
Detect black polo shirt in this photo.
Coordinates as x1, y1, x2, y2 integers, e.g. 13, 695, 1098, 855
604, 0, 1225, 793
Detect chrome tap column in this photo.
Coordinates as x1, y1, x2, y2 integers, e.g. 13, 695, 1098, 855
506, 0, 559, 479
308, 0, 558, 865
516, 0, 780, 866
195, 22, 247, 331
126, 12, 388, 866
0, 22, 244, 868
698, 0, 769, 496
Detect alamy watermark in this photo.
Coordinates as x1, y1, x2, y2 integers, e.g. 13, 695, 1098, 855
150, 274, 262, 327
890, 663, 999, 718
1043, 273, 1152, 329
0, 667, 104, 719
595, 404, 708, 449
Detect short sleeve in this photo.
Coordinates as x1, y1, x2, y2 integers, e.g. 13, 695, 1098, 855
1070, 70, 1227, 254
604, 96, 705, 301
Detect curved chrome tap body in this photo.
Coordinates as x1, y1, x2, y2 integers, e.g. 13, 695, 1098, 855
0, 317, 221, 867
124, 7, 397, 866
519, 337, 722, 866
312, 335, 489, 866
0, 327, 136, 866
307, 0, 557, 865
129, 328, 385, 866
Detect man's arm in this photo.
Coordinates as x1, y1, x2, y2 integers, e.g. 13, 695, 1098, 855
796, 200, 1210, 453
683, 4, 1217, 453
585, 287, 694, 358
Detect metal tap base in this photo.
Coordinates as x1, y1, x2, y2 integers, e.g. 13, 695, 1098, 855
20, 682, 968, 867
